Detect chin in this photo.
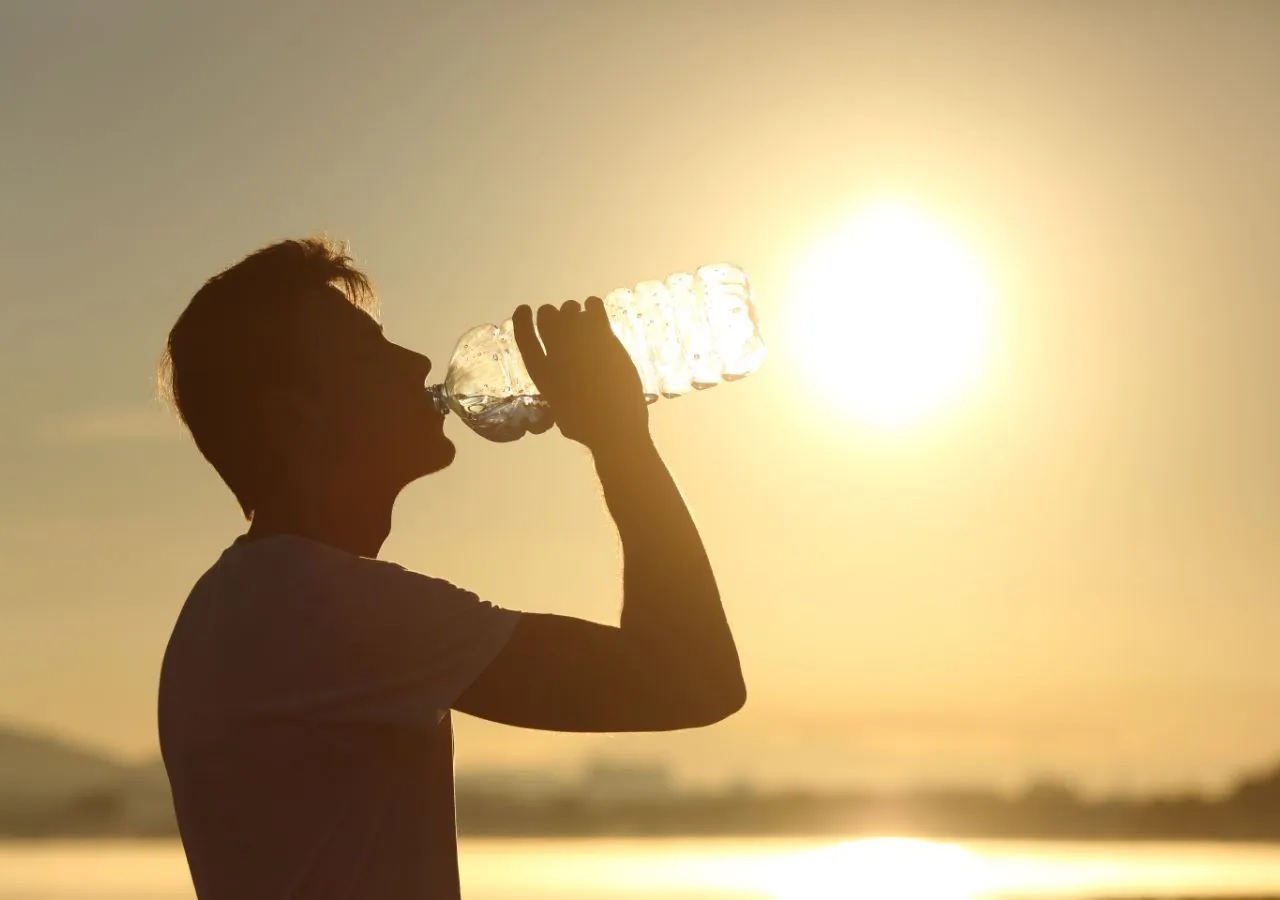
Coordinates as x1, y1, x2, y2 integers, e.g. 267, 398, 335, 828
418, 437, 456, 477
391, 424, 455, 485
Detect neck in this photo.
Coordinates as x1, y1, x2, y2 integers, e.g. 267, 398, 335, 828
246, 476, 399, 558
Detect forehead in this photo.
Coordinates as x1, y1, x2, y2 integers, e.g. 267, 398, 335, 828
296, 285, 382, 345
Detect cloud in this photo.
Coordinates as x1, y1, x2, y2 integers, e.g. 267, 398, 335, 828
41, 403, 182, 443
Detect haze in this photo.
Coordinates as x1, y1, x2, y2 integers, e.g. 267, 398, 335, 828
2, 1, 1278, 796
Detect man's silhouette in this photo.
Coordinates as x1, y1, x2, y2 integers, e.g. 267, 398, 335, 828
156, 238, 746, 899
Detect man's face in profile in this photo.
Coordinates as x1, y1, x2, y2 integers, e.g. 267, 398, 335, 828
271, 287, 455, 491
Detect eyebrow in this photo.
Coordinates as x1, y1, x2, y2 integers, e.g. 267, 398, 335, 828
356, 316, 385, 337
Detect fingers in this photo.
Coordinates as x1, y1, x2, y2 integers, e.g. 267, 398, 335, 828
583, 295, 608, 329
512, 304, 548, 388
535, 303, 561, 356
532, 297, 605, 363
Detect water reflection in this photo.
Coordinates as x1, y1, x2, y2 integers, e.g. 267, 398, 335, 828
767, 838, 984, 900
571, 836, 1280, 899
645, 837, 985, 898
6, 838, 1280, 898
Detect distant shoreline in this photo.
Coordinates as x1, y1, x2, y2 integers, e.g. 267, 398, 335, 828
11, 723, 1280, 843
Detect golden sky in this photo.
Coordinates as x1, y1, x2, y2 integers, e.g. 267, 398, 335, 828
2, 1, 1278, 794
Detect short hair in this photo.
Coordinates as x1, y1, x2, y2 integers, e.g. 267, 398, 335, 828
158, 237, 377, 520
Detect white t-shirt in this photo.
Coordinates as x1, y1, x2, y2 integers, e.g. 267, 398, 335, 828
158, 535, 520, 900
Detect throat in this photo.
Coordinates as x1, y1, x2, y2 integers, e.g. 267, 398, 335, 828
246, 491, 396, 558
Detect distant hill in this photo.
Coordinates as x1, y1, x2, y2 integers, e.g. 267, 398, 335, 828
0, 724, 132, 805
0, 723, 173, 837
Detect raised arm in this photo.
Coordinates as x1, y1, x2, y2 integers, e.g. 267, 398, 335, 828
453, 298, 745, 731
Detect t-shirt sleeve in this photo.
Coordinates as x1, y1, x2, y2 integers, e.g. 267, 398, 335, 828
238, 549, 520, 729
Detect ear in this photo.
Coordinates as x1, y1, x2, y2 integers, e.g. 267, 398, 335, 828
259, 383, 331, 456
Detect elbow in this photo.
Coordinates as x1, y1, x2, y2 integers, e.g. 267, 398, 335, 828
690, 672, 747, 727
716, 670, 747, 722
720, 675, 748, 720
710, 688, 747, 725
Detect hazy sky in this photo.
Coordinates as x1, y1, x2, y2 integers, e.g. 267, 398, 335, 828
3, 1, 1278, 795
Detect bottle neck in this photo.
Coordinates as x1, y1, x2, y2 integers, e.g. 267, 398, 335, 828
426, 384, 450, 416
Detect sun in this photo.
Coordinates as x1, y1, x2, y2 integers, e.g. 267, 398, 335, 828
788, 201, 995, 429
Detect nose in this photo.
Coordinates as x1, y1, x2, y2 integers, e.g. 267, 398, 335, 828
399, 345, 432, 381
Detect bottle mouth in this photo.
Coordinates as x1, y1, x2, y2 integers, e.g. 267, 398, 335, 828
426, 384, 450, 416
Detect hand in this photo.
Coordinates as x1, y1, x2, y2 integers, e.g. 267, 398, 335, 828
512, 298, 649, 450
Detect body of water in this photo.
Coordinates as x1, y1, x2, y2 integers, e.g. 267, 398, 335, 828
4, 837, 1280, 899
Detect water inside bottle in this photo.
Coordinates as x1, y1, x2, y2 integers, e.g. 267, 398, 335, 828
452, 393, 553, 442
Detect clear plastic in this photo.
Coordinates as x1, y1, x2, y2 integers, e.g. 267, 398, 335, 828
428, 263, 765, 442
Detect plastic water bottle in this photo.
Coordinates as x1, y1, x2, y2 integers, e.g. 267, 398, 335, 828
427, 263, 766, 442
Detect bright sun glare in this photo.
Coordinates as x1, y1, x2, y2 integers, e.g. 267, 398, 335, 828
768, 838, 985, 900
652, 836, 990, 900
788, 201, 995, 429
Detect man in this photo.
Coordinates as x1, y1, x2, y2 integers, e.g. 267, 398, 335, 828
156, 238, 746, 899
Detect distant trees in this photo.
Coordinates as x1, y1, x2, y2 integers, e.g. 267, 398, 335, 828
10, 757, 1280, 840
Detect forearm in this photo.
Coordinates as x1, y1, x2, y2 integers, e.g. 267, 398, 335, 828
591, 436, 745, 705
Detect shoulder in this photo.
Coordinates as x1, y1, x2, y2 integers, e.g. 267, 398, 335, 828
188, 536, 476, 628
218, 534, 449, 589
